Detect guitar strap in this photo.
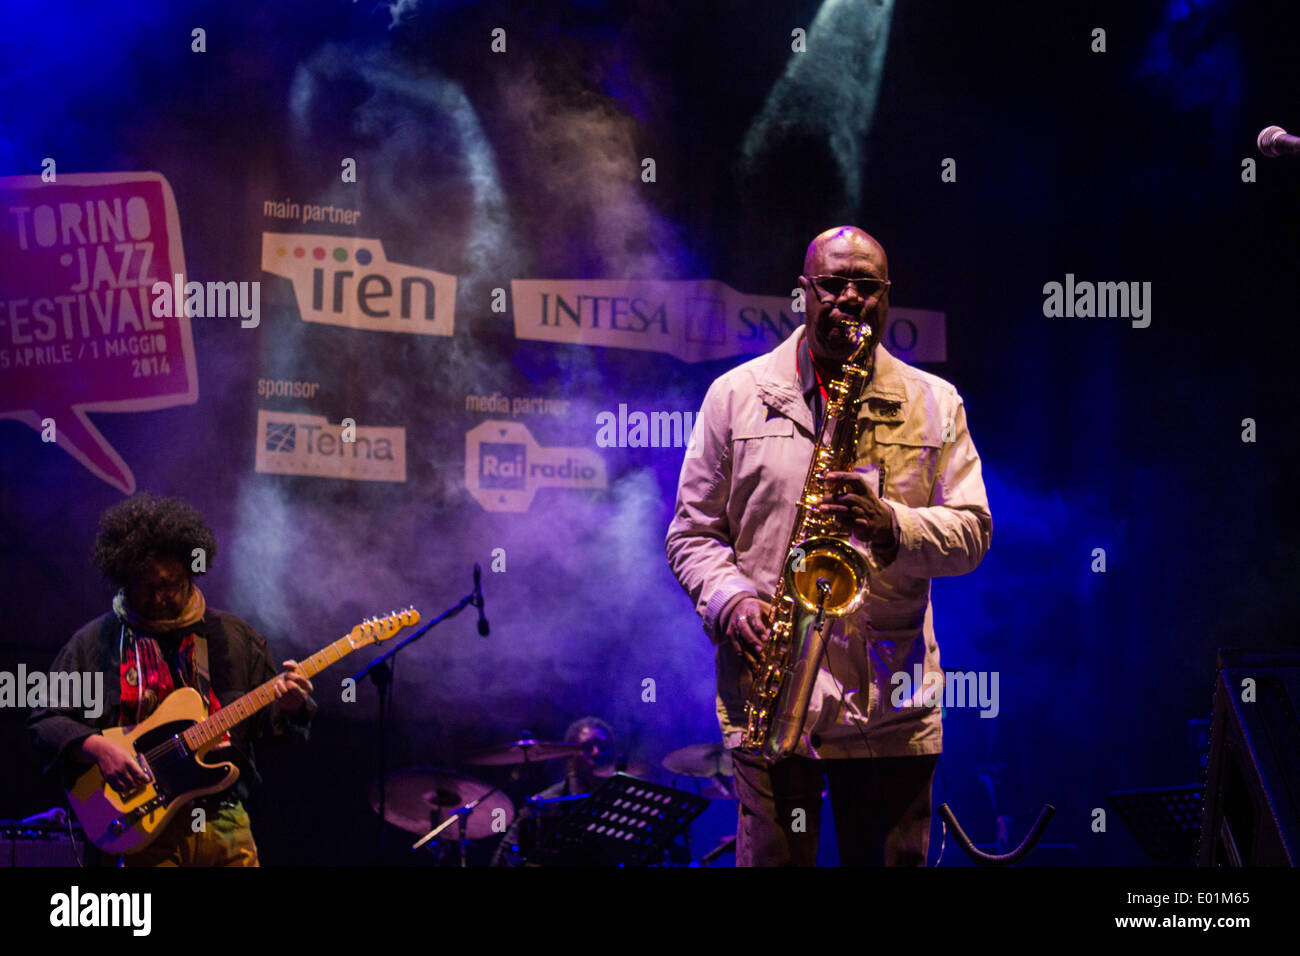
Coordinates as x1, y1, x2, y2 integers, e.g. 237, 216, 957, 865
189, 629, 231, 747
192, 632, 212, 710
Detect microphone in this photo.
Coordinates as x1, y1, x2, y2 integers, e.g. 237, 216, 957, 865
473, 563, 490, 636
1258, 125, 1300, 158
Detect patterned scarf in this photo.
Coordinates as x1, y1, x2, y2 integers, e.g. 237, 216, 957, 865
112, 585, 225, 734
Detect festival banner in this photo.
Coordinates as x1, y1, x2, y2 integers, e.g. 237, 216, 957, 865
0, 172, 195, 493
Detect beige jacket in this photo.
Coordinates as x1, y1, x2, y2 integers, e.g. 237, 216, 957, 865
666, 326, 992, 758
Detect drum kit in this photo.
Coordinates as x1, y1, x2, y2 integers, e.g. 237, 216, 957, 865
369, 737, 737, 866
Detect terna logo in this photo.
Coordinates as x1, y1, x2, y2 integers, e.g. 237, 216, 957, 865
264, 420, 295, 452
254, 410, 406, 483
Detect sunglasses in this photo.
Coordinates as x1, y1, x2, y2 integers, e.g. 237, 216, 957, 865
805, 275, 891, 300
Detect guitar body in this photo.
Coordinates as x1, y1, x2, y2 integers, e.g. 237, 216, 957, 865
68, 688, 239, 855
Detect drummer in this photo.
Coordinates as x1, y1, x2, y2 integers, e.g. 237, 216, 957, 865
491, 716, 615, 866
559, 716, 615, 795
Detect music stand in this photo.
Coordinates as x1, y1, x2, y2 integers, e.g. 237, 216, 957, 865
1107, 785, 1203, 865
534, 774, 709, 866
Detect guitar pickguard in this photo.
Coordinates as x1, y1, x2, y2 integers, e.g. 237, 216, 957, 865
131, 719, 231, 802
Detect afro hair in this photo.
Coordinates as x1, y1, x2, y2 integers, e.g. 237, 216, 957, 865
92, 492, 218, 586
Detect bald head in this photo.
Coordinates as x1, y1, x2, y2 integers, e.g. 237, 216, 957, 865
803, 225, 888, 277
798, 225, 890, 373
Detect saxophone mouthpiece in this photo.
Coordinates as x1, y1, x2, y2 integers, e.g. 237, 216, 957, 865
846, 321, 872, 363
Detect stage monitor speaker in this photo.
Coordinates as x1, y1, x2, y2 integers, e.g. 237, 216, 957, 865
1, 822, 87, 867
1198, 648, 1300, 866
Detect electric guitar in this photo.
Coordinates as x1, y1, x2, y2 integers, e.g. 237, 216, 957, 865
67, 608, 420, 854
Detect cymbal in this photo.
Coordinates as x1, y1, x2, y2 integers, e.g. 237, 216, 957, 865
592, 762, 653, 779
465, 738, 582, 766
662, 743, 734, 778
370, 769, 514, 841
692, 778, 736, 800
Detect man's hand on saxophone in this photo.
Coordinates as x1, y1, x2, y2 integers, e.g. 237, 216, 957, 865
723, 596, 771, 670
818, 470, 897, 551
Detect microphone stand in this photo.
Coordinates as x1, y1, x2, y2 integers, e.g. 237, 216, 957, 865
351, 570, 483, 861
410, 785, 503, 867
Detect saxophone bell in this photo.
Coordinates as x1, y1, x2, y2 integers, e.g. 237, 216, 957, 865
785, 536, 869, 617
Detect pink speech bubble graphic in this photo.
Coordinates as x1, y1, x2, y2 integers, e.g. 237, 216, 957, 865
0, 172, 196, 493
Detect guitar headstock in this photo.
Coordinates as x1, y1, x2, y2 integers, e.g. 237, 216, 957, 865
348, 606, 420, 648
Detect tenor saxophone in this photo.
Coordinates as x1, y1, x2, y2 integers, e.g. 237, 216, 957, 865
739, 320, 875, 760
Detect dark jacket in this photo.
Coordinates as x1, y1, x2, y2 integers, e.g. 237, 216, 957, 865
26, 608, 315, 796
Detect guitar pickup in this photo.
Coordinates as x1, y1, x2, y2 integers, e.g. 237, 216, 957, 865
112, 780, 145, 800
108, 796, 165, 835
108, 754, 155, 801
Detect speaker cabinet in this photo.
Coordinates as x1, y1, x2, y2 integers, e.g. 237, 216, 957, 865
1198, 648, 1300, 866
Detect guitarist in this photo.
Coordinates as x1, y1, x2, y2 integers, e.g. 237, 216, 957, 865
26, 493, 316, 866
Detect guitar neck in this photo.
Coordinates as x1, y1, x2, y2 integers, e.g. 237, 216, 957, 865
181, 634, 354, 751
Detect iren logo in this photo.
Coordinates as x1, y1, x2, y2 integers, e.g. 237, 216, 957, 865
50, 886, 151, 936
261, 233, 456, 336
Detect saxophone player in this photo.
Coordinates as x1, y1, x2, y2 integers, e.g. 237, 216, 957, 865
666, 226, 992, 866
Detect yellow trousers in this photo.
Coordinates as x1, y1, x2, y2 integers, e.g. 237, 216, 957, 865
123, 801, 259, 867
